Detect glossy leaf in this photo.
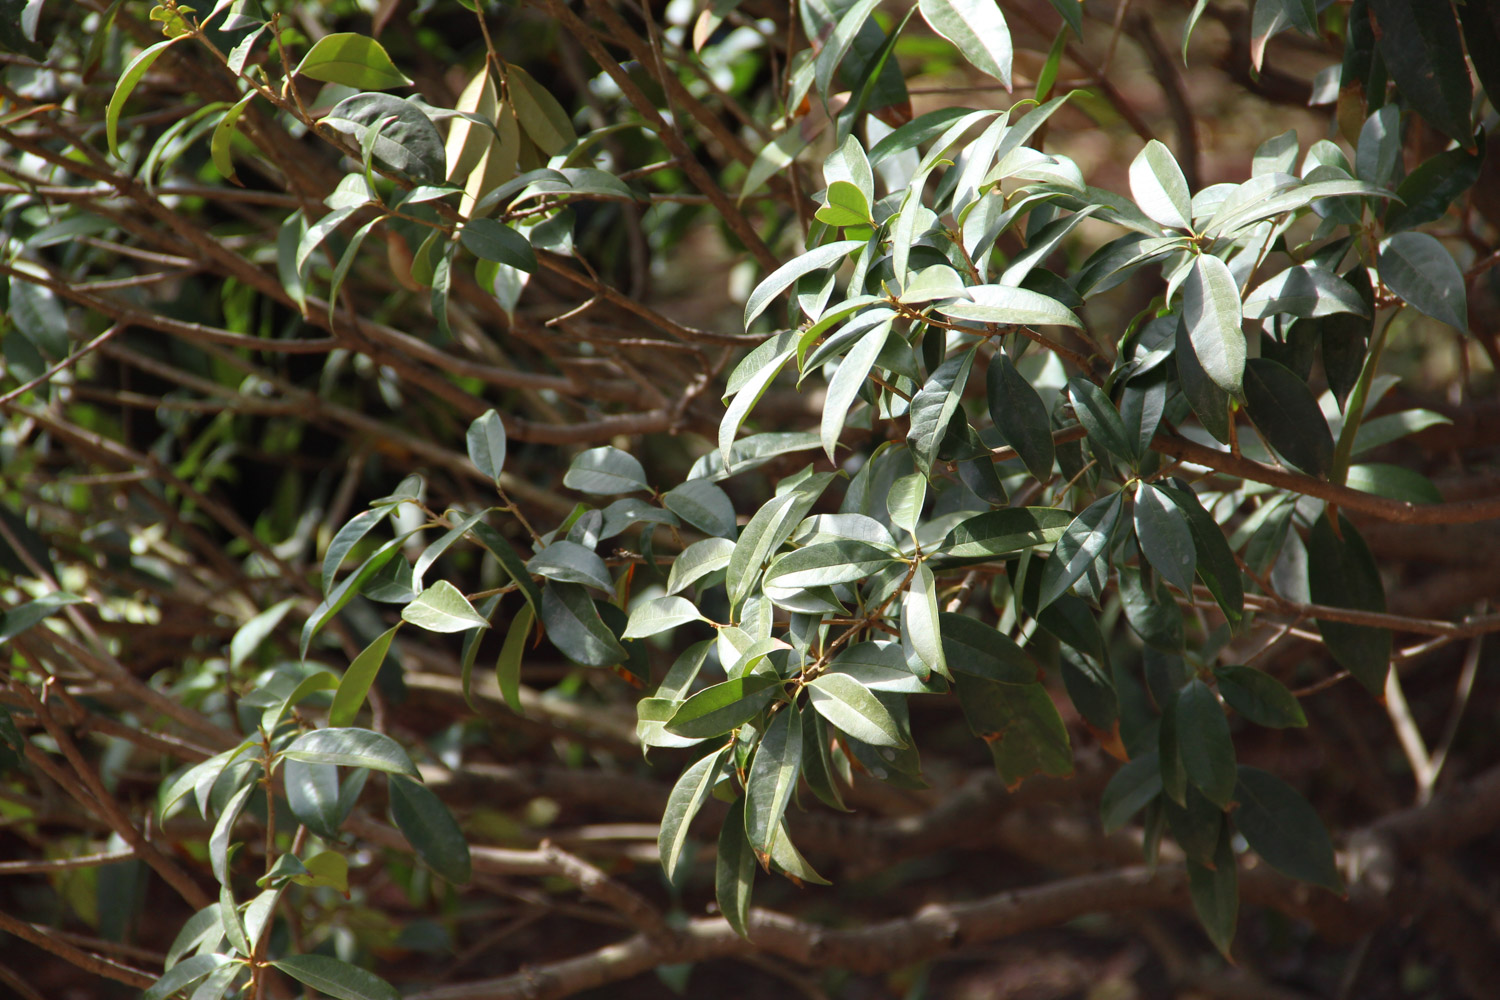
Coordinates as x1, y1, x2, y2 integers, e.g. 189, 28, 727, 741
1183, 254, 1246, 395
1214, 665, 1307, 728
745, 240, 863, 329
281, 727, 419, 778
539, 582, 626, 666
284, 757, 344, 839
527, 540, 612, 592
270, 954, 400, 1000
1242, 358, 1334, 477
987, 353, 1055, 481
1100, 751, 1162, 834
764, 540, 899, 589
938, 613, 1036, 684
1129, 139, 1192, 230
665, 674, 781, 739
460, 218, 536, 271
296, 33, 412, 90
745, 707, 802, 854
902, 561, 948, 680
1367, 0, 1472, 143
1037, 492, 1123, 610
329, 624, 399, 727
1067, 377, 1132, 462
466, 410, 508, 485
918, 0, 1012, 87
1187, 825, 1238, 957
937, 507, 1073, 563
936, 284, 1081, 328
144, 954, 229, 1000
1133, 482, 1196, 594
1176, 679, 1236, 807
564, 446, 648, 495
908, 350, 976, 471
822, 321, 891, 461
107, 38, 187, 158
1307, 514, 1390, 694
1174, 315, 1232, 443
716, 798, 756, 938
660, 746, 730, 886
402, 580, 491, 633
1242, 265, 1368, 319
322, 93, 445, 184
1378, 232, 1468, 332
666, 537, 736, 595
494, 602, 534, 713
389, 774, 472, 883
807, 673, 904, 747
623, 596, 709, 638
663, 479, 737, 539
505, 63, 576, 155
1233, 766, 1343, 892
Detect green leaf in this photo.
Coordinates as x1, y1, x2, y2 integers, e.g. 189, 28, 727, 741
1157, 482, 1243, 624
1133, 483, 1196, 595
1176, 679, 1236, 807
885, 473, 926, 539
296, 32, 412, 90
745, 707, 802, 854
1100, 751, 1163, 834
1345, 463, 1443, 505
563, 446, 648, 495
1378, 232, 1468, 332
1233, 766, 1343, 892
402, 581, 491, 633
1242, 265, 1369, 320
539, 582, 626, 666
210, 780, 255, 886
1367, 0, 1472, 143
986, 355, 1055, 481
666, 537, 736, 595
908, 349, 976, 472
261, 671, 339, 733
107, 37, 188, 158
1213, 665, 1306, 728
1129, 139, 1192, 230
727, 475, 834, 610
1068, 377, 1132, 463
1351, 408, 1450, 454
144, 954, 229, 1000
936, 284, 1081, 328
164, 904, 225, 970
1182, 254, 1246, 395
665, 674, 782, 739
528, 540, 612, 592
460, 218, 536, 271
716, 798, 756, 938
1037, 492, 1123, 610
470, 522, 542, 618
1174, 315, 1232, 443
0, 591, 86, 644
466, 410, 508, 485
955, 676, 1074, 787
210, 91, 256, 183
807, 673, 904, 747
389, 774, 471, 883
270, 954, 399, 1000
623, 596, 708, 638
281, 727, 419, 778
660, 746, 730, 886
322, 93, 446, 184
744, 240, 864, 329
821, 319, 891, 461
1187, 825, 1238, 958
1307, 514, 1390, 695
505, 63, 576, 156
283, 758, 344, 839
228, 598, 296, 672
938, 612, 1036, 683
329, 624, 399, 727
494, 602, 534, 713
829, 641, 947, 693
663, 479, 737, 539
322, 508, 387, 595
918, 0, 1013, 87
159, 741, 255, 819
1241, 358, 1334, 477
902, 561, 948, 680
936, 507, 1073, 564
764, 539, 899, 589
815, 180, 873, 227
814, 0, 883, 106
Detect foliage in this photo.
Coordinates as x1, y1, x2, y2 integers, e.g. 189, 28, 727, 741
2, 1, 1499, 998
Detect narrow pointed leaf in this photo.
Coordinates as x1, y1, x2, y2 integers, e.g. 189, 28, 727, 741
1037, 492, 1123, 610
660, 746, 730, 886
1233, 766, 1343, 892
270, 954, 400, 1000
1134, 482, 1197, 594
282, 728, 419, 778
389, 774, 471, 883
1129, 139, 1193, 230
1183, 254, 1246, 394
807, 673, 904, 747
745, 708, 802, 853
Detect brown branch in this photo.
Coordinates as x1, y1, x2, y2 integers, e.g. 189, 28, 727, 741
0, 910, 156, 990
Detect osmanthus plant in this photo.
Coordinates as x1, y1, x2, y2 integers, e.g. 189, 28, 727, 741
229, 0, 1481, 968
6, 0, 1489, 997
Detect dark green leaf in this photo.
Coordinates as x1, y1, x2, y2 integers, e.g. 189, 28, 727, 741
1242, 265, 1369, 320
1368, 0, 1472, 143
1345, 463, 1443, 505
954, 675, 1074, 787
0, 591, 87, 644
1100, 751, 1163, 834
1187, 824, 1238, 957
143, 954, 229, 1000
322, 93, 445, 184
1174, 315, 1232, 444
1213, 665, 1307, 728
329, 624, 399, 727
1037, 492, 1123, 610
539, 582, 627, 667
1307, 514, 1390, 694
389, 774, 472, 883
665, 674, 782, 738
1378, 232, 1468, 332
663, 479, 738, 539
1242, 358, 1334, 476
1233, 766, 1343, 892
987, 353, 1056, 481
1176, 679, 1236, 807
660, 746, 730, 886
1067, 377, 1132, 463
745, 707, 802, 853
460, 218, 537, 271
270, 954, 400, 1000
1385, 141, 1483, 231
937, 507, 1073, 565
281, 728, 419, 777
563, 446, 648, 495
1118, 566, 1185, 652
470, 522, 542, 618
283, 758, 344, 839
807, 673, 904, 747
527, 540, 612, 591
1134, 482, 1197, 594
1060, 653, 1118, 731
938, 612, 1037, 683
764, 540, 899, 589
717, 798, 756, 937
1157, 482, 1243, 625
